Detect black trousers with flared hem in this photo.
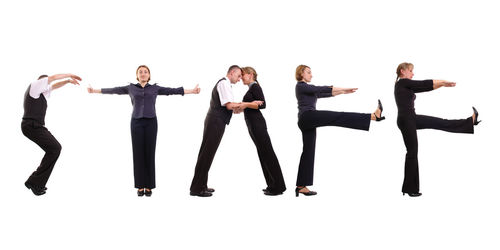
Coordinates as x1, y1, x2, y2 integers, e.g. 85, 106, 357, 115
296, 110, 371, 186
131, 117, 158, 189
245, 114, 286, 193
190, 115, 227, 193
398, 114, 474, 194
21, 119, 62, 188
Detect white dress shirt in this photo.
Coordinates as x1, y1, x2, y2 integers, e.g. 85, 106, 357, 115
29, 77, 51, 99
216, 77, 234, 106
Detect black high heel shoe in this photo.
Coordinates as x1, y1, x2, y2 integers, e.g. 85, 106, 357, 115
295, 186, 317, 197
403, 192, 422, 197
473, 107, 481, 125
137, 189, 145, 197
375, 99, 385, 121
145, 189, 152, 197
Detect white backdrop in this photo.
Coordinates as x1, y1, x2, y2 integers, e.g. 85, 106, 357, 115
1, 0, 499, 249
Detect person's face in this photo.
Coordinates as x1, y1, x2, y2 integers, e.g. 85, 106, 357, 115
242, 72, 254, 85
301, 67, 312, 82
228, 69, 242, 84
137, 67, 150, 83
400, 67, 414, 79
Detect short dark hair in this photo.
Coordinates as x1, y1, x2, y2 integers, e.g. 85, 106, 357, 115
227, 65, 242, 74
38, 75, 48, 80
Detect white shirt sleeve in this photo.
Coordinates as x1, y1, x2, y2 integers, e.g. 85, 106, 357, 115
29, 77, 51, 99
216, 78, 234, 106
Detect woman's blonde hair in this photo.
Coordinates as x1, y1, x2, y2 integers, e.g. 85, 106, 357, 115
295, 65, 310, 81
136, 65, 151, 82
241, 66, 258, 83
396, 62, 413, 82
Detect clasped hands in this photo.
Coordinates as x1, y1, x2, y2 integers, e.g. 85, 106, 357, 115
233, 100, 264, 114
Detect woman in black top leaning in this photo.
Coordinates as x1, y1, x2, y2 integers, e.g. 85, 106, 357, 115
88, 65, 200, 196
235, 66, 286, 195
294, 65, 385, 197
395, 62, 480, 197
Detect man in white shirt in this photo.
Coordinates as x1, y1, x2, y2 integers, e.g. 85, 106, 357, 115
22, 74, 81, 196
190, 65, 242, 197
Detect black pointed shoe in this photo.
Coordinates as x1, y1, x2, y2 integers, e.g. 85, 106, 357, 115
403, 192, 422, 197
375, 99, 386, 121
473, 107, 481, 125
295, 186, 317, 197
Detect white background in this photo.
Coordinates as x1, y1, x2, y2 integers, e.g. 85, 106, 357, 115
1, 0, 499, 249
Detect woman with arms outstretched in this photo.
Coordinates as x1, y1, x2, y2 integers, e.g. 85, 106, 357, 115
395, 62, 480, 197
294, 65, 385, 197
88, 65, 200, 197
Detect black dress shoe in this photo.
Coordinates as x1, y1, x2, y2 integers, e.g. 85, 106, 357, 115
403, 192, 422, 197
137, 189, 145, 197
473, 107, 481, 125
25, 181, 46, 196
145, 189, 152, 197
206, 188, 215, 193
263, 190, 283, 196
190, 190, 213, 197
375, 99, 386, 121
295, 187, 317, 197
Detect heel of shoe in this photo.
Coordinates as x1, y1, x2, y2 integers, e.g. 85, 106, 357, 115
295, 188, 299, 197
472, 107, 481, 125
375, 99, 385, 121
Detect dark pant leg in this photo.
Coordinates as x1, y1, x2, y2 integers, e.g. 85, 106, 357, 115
21, 120, 62, 188
397, 115, 419, 193
300, 110, 371, 131
143, 118, 158, 189
131, 119, 146, 188
295, 110, 371, 187
190, 115, 226, 193
416, 115, 474, 134
246, 117, 286, 193
296, 128, 316, 186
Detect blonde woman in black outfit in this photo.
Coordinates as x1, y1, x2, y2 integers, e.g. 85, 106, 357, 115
395, 62, 480, 197
294, 65, 385, 197
235, 66, 286, 195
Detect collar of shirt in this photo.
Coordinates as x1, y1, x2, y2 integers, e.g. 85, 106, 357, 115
249, 81, 257, 87
222, 77, 232, 87
135, 82, 151, 88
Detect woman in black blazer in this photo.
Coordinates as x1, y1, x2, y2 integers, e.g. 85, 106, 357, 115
88, 65, 200, 196
395, 62, 480, 197
294, 65, 385, 197
235, 66, 286, 195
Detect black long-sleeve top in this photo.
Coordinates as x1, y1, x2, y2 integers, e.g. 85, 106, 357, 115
394, 79, 433, 115
243, 82, 266, 119
295, 81, 333, 118
102, 83, 184, 118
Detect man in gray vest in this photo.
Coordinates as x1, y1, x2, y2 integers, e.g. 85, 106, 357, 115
22, 74, 81, 195
190, 65, 242, 197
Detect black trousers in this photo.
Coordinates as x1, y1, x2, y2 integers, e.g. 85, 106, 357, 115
131, 117, 158, 189
296, 110, 371, 186
190, 115, 227, 192
397, 114, 474, 193
21, 119, 62, 188
245, 113, 286, 193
